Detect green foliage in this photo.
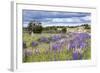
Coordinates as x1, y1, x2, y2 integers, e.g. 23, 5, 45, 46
82, 24, 91, 29
62, 27, 67, 33
32, 25, 43, 33
27, 21, 43, 34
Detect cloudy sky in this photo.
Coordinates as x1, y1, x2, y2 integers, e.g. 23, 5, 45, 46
22, 10, 91, 27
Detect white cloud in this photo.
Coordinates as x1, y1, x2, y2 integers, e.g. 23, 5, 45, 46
42, 22, 83, 27
52, 18, 67, 22
23, 22, 29, 27
81, 15, 91, 21
50, 17, 82, 23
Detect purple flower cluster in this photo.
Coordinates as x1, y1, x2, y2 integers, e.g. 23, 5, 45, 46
39, 37, 49, 43
69, 33, 90, 49
67, 33, 91, 60
50, 36, 67, 53
72, 50, 83, 60
79, 33, 90, 40
73, 52, 79, 60
31, 41, 38, 47
51, 35, 61, 41
69, 39, 86, 49
52, 44, 61, 52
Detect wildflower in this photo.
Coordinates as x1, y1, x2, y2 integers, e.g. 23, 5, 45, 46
31, 41, 38, 47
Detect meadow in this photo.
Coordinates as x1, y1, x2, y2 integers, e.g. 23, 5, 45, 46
23, 25, 91, 62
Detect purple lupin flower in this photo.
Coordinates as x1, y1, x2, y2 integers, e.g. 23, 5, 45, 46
39, 37, 49, 43
51, 35, 61, 41
31, 41, 38, 47
79, 42, 86, 49
68, 32, 90, 50
73, 51, 79, 60
52, 44, 61, 52
78, 33, 91, 41
69, 40, 76, 49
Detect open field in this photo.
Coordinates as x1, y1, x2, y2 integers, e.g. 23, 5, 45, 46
23, 26, 91, 62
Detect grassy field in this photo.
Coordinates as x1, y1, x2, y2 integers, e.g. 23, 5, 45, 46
23, 31, 91, 62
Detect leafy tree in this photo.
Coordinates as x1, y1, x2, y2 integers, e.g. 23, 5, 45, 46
82, 24, 90, 29
27, 20, 43, 34
33, 25, 43, 33
62, 27, 67, 33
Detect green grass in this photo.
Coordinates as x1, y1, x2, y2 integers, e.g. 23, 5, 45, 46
23, 32, 91, 62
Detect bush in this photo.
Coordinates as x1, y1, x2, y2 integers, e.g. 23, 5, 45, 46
81, 24, 90, 29
62, 27, 67, 33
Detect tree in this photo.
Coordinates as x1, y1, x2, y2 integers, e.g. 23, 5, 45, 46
81, 24, 90, 29
33, 24, 43, 33
62, 27, 67, 33
27, 21, 33, 35
27, 20, 43, 34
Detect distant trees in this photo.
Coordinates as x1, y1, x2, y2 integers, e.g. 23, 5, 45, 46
42, 26, 67, 33
81, 24, 90, 29
27, 20, 43, 34
26, 21, 90, 34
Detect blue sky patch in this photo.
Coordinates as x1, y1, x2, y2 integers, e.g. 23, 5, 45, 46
22, 10, 91, 27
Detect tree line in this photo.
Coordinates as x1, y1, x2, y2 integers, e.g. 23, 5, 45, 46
23, 21, 90, 34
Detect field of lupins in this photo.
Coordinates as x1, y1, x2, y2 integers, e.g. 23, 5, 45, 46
23, 31, 91, 62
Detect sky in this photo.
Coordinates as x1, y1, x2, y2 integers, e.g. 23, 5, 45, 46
22, 10, 91, 27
